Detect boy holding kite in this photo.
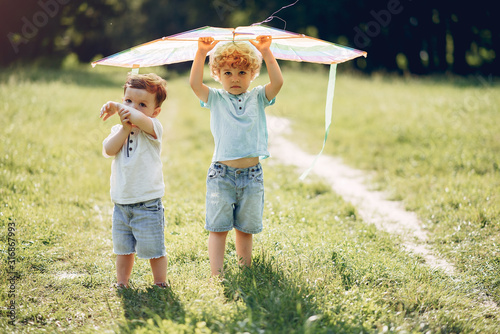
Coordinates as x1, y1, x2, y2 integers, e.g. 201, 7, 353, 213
190, 35, 283, 276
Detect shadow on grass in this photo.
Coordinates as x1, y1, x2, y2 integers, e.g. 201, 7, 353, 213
116, 284, 185, 332
221, 251, 360, 333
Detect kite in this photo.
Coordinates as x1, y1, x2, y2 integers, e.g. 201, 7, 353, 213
92, 25, 367, 179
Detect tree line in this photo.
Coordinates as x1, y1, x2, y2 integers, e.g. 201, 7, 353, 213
1, 0, 496, 75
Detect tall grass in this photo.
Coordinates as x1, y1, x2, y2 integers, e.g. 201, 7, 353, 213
0, 65, 499, 333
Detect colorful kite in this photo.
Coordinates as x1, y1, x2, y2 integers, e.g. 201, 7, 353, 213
92, 25, 367, 178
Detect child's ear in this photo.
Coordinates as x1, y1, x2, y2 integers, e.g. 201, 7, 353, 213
152, 107, 161, 117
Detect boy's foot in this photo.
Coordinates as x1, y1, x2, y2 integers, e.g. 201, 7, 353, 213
114, 283, 128, 290
154, 282, 170, 289
209, 275, 226, 285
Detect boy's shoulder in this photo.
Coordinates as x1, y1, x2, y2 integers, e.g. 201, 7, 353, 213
145, 117, 163, 141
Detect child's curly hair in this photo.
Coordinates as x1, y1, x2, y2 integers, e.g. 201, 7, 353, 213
209, 42, 262, 82
124, 73, 168, 108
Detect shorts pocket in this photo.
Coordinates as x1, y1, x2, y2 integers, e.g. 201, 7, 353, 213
142, 199, 162, 211
208, 168, 218, 179
250, 167, 264, 184
207, 165, 223, 180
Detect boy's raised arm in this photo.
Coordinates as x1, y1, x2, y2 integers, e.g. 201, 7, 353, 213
250, 36, 283, 101
100, 102, 159, 140
190, 37, 219, 103
100, 101, 119, 121
118, 104, 159, 139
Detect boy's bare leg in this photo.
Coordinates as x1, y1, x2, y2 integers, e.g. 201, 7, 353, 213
208, 231, 228, 276
235, 230, 253, 268
116, 254, 135, 287
150, 255, 168, 285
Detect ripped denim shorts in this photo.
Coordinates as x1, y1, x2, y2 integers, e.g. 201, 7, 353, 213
205, 162, 264, 234
112, 198, 166, 259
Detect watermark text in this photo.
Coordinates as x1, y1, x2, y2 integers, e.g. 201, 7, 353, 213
8, 0, 71, 54
353, 0, 411, 48
6, 218, 19, 326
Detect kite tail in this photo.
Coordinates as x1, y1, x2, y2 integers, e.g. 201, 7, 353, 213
299, 63, 337, 180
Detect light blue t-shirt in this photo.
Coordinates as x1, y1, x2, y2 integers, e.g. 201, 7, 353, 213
201, 86, 276, 162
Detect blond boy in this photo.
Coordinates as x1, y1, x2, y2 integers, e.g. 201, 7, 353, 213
190, 36, 283, 276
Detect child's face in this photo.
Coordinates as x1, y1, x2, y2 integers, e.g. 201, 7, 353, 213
219, 61, 253, 95
123, 87, 160, 117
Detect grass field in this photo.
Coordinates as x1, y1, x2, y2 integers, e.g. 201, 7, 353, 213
1, 64, 499, 333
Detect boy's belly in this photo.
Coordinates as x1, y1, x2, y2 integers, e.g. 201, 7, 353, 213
218, 157, 259, 169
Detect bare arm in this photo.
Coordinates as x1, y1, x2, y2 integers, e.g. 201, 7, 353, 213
102, 101, 130, 156
118, 104, 158, 138
102, 103, 159, 157
189, 37, 219, 103
250, 36, 283, 101
101, 101, 159, 138
103, 126, 130, 157
100, 101, 119, 121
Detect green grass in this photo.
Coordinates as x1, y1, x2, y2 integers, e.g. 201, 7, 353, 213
274, 69, 500, 306
1, 65, 499, 333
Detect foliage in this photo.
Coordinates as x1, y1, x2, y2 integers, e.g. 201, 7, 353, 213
0, 0, 497, 75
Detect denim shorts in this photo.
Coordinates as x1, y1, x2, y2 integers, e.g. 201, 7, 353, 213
112, 198, 166, 259
205, 162, 264, 234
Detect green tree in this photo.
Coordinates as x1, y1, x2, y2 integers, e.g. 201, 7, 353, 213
1, 0, 497, 75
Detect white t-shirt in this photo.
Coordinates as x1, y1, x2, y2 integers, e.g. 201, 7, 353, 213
103, 118, 164, 204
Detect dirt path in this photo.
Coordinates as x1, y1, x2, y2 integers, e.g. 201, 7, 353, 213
266, 116, 456, 275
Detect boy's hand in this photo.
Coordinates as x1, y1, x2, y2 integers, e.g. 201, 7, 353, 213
118, 105, 134, 132
251, 35, 283, 102
190, 38, 216, 103
100, 101, 119, 121
250, 35, 272, 53
198, 37, 218, 54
